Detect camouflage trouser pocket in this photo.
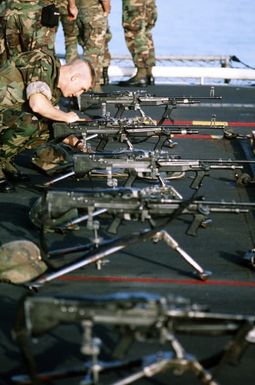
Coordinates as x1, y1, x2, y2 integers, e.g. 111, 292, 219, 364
0, 110, 47, 158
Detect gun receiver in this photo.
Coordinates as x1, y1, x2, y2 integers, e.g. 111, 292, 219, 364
79, 90, 222, 123
53, 119, 201, 151
47, 151, 249, 189
30, 186, 255, 235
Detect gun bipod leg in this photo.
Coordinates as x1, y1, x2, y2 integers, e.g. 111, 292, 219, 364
152, 230, 212, 280
11, 351, 218, 385
187, 357, 219, 385
109, 352, 218, 385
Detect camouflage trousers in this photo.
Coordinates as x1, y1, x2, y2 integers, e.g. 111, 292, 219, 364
59, 1, 79, 63
76, 0, 111, 88
122, 0, 157, 69
103, 25, 112, 69
0, 109, 49, 178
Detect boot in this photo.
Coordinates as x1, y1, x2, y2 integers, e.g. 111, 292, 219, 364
102, 67, 109, 85
118, 68, 153, 87
146, 67, 155, 85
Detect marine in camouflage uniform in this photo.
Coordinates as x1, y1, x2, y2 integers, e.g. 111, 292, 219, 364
0, 50, 61, 184
0, 49, 93, 192
120, 0, 157, 86
3, 0, 57, 59
76, 0, 111, 91
59, 0, 79, 63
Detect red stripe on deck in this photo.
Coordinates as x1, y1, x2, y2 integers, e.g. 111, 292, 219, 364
163, 120, 255, 127
58, 275, 255, 287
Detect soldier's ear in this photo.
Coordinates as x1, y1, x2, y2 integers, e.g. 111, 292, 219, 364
70, 74, 80, 82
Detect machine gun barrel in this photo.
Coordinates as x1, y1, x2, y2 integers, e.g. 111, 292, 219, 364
136, 95, 222, 106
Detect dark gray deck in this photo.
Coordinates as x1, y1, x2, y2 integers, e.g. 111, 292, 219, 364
1, 84, 255, 385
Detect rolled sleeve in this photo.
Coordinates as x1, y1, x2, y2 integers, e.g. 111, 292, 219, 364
26, 81, 52, 100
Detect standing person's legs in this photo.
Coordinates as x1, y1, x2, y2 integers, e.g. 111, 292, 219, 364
59, 1, 79, 63
120, 0, 155, 86
144, 0, 157, 81
77, 0, 108, 91
102, 24, 112, 85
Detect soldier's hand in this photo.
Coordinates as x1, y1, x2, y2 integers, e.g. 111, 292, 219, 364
64, 111, 81, 123
62, 135, 92, 153
67, 4, 78, 20
101, 0, 111, 15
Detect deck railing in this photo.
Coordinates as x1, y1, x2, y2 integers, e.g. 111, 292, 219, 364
58, 54, 255, 85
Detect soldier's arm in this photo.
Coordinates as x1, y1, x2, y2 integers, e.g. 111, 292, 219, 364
29, 93, 79, 123
67, 0, 78, 20
26, 79, 80, 123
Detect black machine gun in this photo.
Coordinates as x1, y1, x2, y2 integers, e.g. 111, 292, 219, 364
30, 186, 255, 236
78, 90, 222, 123
45, 150, 253, 190
12, 292, 255, 385
52, 117, 204, 151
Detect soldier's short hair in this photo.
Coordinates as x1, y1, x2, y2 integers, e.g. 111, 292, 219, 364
68, 58, 96, 90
